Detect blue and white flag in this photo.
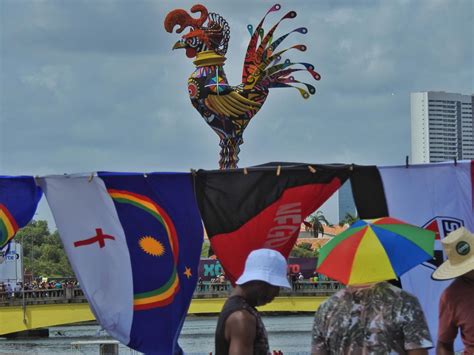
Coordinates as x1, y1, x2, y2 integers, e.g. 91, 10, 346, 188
379, 161, 471, 353
351, 161, 472, 352
40, 173, 203, 354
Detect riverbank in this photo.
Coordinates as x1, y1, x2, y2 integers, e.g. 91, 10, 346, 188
0, 315, 314, 354
0, 295, 327, 335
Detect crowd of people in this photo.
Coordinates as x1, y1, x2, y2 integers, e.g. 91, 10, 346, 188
288, 271, 336, 291
2, 271, 331, 300
196, 270, 338, 294
0, 279, 79, 299
197, 273, 229, 292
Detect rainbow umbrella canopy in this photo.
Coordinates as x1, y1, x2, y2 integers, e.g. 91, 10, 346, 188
317, 217, 435, 285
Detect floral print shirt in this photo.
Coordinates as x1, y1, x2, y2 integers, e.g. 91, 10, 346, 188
311, 282, 433, 354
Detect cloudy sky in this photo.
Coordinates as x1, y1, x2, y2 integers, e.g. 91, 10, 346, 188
0, 0, 472, 223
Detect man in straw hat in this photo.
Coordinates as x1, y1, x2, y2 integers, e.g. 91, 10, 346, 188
432, 227, 474, 354
214, 248, 291, 355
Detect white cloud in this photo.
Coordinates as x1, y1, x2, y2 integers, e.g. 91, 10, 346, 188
21, 65, 72, 97
1, 0, 472, 178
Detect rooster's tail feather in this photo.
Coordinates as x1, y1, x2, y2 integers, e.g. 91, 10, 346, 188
253, 11, 297, 67
242, 4, 320, 98
242, 4, 281, 83
268, 80, 316, 99
265, 27, 308, 57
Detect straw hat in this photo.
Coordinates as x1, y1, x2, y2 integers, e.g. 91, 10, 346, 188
236, 249, 291, 288
432, 227, 474, 280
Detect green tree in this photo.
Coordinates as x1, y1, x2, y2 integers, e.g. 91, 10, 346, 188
290, 242, 320, 258
15, 220, 49, 249
307, 211, 330, 238
201, 240, 211, 258
15, 221, 74, 278
290, 245, 314, 257
298, 242, 313, 251
339, 212, 359, 226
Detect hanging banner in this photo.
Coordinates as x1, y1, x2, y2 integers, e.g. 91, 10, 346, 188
0, 241, 22, 283
0, 176, 42, 248
351, 161, 472, 352
196, 162, 351, 284
40, 173, 203, 354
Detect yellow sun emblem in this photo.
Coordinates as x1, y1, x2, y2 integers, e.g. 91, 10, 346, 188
184, 267, 192, 279
139, 236, 165, 257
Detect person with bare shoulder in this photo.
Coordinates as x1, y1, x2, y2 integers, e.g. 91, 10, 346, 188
432, 227, 474, 355
214, 249, 291, 355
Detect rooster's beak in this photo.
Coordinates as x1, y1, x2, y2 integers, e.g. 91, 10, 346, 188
172, 40, 186, 50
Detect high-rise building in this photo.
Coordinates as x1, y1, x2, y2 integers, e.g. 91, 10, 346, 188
411, 91, 474, 163
338, 180, 356, 223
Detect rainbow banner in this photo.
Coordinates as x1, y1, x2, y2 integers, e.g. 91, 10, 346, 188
41, 173, 203, 354
107, 189, 180, 311
99, 172, 203, 354
0, 176, 42, 248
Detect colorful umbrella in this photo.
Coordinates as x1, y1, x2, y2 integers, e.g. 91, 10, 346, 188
317, 217, 435, 285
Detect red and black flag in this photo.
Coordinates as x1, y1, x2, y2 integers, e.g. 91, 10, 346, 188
195, 162, 352, 283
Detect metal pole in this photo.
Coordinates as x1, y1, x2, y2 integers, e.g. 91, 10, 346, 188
14, 242, 18, 281
21, 234, 27, 325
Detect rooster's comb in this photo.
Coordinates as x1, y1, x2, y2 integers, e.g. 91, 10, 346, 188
164, 4, 208, 34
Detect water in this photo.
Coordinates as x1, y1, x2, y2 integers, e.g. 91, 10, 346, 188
0, 315, 313, 354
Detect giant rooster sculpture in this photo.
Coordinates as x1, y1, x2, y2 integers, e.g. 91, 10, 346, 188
165, 4, 320, 169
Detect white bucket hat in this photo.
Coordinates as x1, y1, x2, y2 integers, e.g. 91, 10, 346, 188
236, 249, 291, 288
432, 227, 474, 280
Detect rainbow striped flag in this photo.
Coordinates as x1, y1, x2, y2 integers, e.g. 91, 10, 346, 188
100, 172, 203, 354
40, 172, 203, 354
0, 176, 42, 248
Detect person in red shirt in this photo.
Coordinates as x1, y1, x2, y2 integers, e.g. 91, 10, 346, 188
432, 227, 474, 354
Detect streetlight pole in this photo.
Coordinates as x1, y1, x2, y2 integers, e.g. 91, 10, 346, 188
20, 233, 27, 325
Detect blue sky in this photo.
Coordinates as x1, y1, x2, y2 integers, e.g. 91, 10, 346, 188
0, 0, 472, 224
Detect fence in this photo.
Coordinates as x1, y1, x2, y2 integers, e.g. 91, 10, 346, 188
193, 280, 344, 298
0, 281, 343, 307
0, 287, 87, 306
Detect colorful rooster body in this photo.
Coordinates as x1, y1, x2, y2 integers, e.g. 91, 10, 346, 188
165, 4, 320, 169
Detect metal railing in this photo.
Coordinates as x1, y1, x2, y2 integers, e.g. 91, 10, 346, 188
193, 280, 344, 298
0, 281, 343, 307
0, 287, 87, 307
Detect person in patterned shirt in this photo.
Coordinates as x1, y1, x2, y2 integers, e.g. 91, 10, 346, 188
311, 281, 433, 354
